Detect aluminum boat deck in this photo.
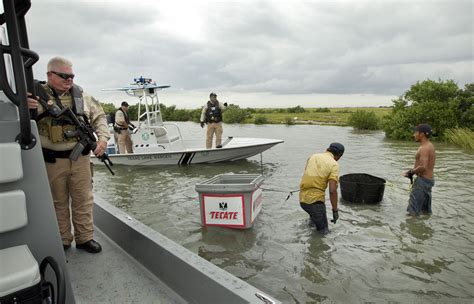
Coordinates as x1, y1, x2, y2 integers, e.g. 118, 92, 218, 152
66, 228, 185, 304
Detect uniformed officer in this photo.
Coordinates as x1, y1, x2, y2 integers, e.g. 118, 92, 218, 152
32, 56, 109, 253
200, 92, 228, 149
114, 101, 134, 154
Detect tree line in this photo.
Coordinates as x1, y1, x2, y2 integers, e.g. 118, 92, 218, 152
101, 79, 474, 148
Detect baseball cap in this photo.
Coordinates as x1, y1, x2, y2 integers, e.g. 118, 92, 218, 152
328, 142, 345, 156
121, 101, 129, 107
414, 124, 432, 136
210, 92, 217, 97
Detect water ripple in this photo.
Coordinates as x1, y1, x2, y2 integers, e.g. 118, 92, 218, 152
93, 122, 474, 303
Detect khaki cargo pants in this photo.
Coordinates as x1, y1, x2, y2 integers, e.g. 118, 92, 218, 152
117, 131, 133, 154
45, 154, 94, 245
206, 122, 223, 149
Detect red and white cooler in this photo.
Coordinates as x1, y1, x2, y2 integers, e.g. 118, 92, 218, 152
195, 174, 264, 229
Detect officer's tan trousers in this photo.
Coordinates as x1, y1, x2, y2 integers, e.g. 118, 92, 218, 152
45, 154, 94, 245
117, 131, 133, 154
206, 122, 223, 149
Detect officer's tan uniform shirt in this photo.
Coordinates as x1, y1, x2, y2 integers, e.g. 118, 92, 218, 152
115, 110, 127, 128
299, 151, 340, 204
37, 86, 110, 151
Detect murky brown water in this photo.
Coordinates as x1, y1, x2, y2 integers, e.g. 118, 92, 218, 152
93, 122, 474, 303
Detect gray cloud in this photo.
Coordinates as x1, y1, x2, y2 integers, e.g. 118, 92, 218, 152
15, 0, 473, 104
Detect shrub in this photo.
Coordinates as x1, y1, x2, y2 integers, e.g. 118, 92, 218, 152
284, 117, 295, 125
383, 79, 473, 140
223, 105, 249, 123
314, 107, 330, 113
348, 110, 380, 130
287, 105, 305, 113
254, 115, 268, 125
189, 108, 202, 122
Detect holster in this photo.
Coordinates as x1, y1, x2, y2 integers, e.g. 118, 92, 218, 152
42, 148, 56, 163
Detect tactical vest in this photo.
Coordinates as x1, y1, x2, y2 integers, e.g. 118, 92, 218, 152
205, 101, 222, 123
115, 108, 130, 127
35, 81, 86, 144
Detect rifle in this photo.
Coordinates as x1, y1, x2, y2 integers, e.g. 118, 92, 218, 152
37, 98, 115, 175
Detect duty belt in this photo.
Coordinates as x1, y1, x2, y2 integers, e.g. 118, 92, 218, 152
42, 148, 73, 163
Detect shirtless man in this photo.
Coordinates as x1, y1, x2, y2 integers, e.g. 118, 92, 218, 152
404, 124, 436, 216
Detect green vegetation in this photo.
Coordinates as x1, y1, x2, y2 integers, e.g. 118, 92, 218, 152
284, 117, 295, 125
348, 110, 380, 130
315, 107, 331, 113
444, 128, 474, 150
100, 102, 392, 126
254, 115, 268, 125
99, 79, 473, 151
101, 103, 116, 115
161, 104, 201, 122
246, 107, 390, 125
287, 105, 306, 113
383, 80, 474, 140
223, 105, 251, 123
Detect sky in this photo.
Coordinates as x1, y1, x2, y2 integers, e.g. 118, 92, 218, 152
1, 0, 473, 108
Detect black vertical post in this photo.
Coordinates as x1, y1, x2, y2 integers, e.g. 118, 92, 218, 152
1, 0, 36, 149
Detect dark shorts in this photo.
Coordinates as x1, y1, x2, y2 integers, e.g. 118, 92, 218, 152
407, 176, 435, 216
300, 202, 328, 234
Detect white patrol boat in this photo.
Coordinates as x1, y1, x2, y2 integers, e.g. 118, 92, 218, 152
91, 78, 283, 166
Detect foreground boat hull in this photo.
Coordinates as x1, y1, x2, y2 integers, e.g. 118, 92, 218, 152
91, 196, 279, 303
92, 137, 283, 166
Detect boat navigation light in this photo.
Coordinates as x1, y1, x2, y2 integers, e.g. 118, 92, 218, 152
134, 76, 154, 85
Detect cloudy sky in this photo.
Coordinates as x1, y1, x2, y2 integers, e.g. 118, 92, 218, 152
2, 0, 473, 108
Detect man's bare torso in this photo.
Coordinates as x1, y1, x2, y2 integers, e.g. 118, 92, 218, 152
414, 141, 436, 179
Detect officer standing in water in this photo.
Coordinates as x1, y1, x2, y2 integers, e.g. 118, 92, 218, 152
200, 92, 228, 149
299, 143, 345, 234
404, 124, 436, 216
29, 56, 109, 253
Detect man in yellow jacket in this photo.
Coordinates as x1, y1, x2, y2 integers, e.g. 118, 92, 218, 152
299, 143, 344, 234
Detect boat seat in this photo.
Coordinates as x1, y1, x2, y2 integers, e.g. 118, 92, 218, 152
0, 190, 27, 233
0, 245, 41, 298
150, 126, 180, 143
0, 142, 41, 300
150, 126, 167, 137
0, 142, 23, 183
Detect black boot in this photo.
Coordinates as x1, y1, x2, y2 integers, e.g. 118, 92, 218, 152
76, 239, 102, 253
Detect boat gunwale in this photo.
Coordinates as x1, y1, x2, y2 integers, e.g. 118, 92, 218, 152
92, 196, 280, 304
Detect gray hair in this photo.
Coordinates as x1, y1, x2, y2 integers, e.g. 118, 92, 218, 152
47, 56, 73, 71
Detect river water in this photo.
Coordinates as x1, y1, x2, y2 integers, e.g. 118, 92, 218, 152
93, 122, 474, 303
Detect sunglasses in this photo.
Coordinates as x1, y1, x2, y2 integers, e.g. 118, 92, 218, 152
51, 71, 75, 80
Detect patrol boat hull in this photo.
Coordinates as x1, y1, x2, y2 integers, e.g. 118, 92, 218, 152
93, 78, 283, 167
92, 135, 283, 166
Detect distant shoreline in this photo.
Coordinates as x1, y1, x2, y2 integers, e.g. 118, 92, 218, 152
240, 106, 391, 125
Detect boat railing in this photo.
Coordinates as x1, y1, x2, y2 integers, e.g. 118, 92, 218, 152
163, 122, 183, 141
